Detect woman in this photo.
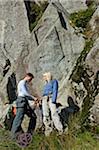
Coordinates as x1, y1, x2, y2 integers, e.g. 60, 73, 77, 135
42, 72, 63, 136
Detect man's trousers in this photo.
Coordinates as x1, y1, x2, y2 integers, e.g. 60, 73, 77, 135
11, 96, 36, 138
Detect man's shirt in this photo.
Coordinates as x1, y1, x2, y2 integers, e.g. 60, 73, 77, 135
18, 79, 35, 100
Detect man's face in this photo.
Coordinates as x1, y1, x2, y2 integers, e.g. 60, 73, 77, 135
27, 76, 33, 83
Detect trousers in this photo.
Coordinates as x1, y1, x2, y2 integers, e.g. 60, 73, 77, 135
11, 96, 36, 137
42, 96, 63, 135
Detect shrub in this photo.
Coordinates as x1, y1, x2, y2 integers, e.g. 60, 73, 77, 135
70, 5, 96, 28
29, 1, 48, 32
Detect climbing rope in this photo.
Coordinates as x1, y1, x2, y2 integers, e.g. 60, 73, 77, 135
16, 132, 32, 148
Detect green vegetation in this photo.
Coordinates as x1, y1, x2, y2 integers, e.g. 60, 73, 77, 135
71, 39, 93, 83
70, 0, 97, 126
70, 36, 97, 129
78, 39, 93, 62
0, 1, 98, 150
71, 39, 96, 127
70, 5, 96, 29
0, 119, 99, 150
29, 1, 48, 31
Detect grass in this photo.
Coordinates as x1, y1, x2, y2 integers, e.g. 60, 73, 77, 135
73, 132, 99, 150
0, 115, 99, 150
0, 129, 99, 150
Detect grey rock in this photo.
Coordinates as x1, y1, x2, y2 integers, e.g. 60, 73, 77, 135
90, 94, 99, 125
86, 38, 99, 76
0, 0, 99, 128
59, 0, 87, 13
89, 6, 99, 39
0, 0, 30, 69
86, 38, 99, 125
27, 3, 85, 101
0, 1, 85, 125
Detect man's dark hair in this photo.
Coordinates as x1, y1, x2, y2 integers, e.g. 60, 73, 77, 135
26, 73, 34, 79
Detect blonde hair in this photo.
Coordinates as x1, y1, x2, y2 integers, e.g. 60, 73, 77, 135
43, 72, 52, 81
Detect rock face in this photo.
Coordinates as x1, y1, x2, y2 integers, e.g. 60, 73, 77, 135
89, 6, 99, 39
69, 5, 99, 125
0, 0, 99, 127
26, 2, 85, 101
86, 7, 99, 125
0, 0, 30, 102
86, 38, 99, 125
0, 0, 30, 77
86, 38, 99, 76
58, 0, 87, 13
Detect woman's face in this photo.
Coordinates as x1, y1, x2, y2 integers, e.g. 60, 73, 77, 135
43, 73, 51, 82
43, 75, 47, 81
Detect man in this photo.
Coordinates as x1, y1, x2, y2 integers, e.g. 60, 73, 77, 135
42, 72, 63, 136
11, 73, 37, 139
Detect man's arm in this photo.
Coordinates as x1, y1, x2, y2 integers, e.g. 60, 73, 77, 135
19, 81, 37, 100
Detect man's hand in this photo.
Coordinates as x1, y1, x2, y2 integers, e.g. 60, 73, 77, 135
34, 97, 42, 107
34, 97, 38, 101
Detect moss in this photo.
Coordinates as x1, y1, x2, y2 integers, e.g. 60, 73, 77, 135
71, 65, 84, 83
76, 39, 93, 64
71, 39, 93, 82
70, 37, 96, 129
80, 96, 93, 125
70, 5, 96, 29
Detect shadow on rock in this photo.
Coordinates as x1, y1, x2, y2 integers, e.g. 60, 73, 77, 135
59, 96, 80, 129
7, 72, 17, 104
